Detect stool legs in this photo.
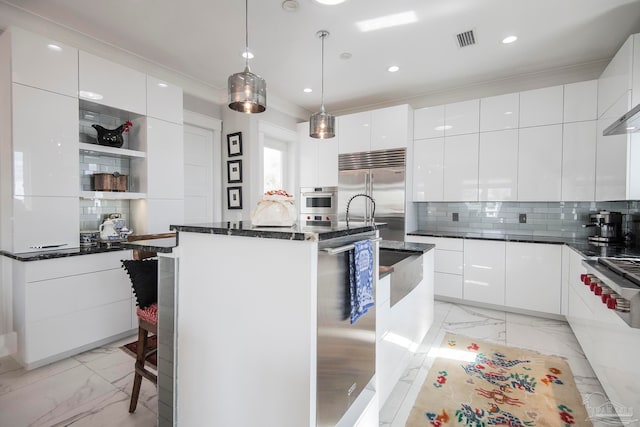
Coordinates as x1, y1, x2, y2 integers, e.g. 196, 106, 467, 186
129, 325, 148, 413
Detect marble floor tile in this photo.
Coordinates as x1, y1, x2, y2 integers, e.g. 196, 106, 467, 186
441, 303, 507, 343
0, 356, 81, 396
0, 356, 22, 376
0, 364, 119, 427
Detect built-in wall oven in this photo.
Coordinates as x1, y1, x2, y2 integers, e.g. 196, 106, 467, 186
300, 186, 338, 227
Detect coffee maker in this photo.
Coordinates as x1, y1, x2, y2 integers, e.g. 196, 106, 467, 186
584, 211, 623, 245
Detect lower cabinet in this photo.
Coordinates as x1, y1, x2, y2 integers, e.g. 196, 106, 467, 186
463, 240, 506, 305
505, 242, 562, 314
377, 250, 434, 407
407, 235, 563, 315
12, 250, 135, 369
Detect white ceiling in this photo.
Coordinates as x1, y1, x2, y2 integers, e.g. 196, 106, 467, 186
3, 0, 640, 114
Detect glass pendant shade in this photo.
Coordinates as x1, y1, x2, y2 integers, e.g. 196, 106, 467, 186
310, 109, 335, 139
227, 0, 266, 114
310, 30, 335, 139
228, 66, 267, 113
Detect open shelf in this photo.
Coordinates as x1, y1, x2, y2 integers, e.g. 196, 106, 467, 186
79, 142, 146, 159
80, 191, 146, 200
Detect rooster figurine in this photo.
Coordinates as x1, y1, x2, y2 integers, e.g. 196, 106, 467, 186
92, 120, 132, 148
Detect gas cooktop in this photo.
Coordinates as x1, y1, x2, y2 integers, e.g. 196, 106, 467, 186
598, 257, 640, 287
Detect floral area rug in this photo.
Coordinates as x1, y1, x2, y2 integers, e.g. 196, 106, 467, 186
407, 333, 592, 426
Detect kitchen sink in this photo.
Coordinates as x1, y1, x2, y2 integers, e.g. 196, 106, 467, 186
379, 249, 423, 306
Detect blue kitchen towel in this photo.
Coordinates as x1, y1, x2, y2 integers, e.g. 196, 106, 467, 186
349, 239, 375, 324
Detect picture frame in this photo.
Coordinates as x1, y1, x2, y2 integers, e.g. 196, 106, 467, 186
227, 186, 243, 210
227, 132, 243, 157
227, 159, 243, 183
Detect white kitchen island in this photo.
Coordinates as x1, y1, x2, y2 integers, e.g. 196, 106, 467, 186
169, 221, 434, 427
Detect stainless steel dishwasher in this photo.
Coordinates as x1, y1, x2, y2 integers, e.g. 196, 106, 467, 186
316, 231, 378, 427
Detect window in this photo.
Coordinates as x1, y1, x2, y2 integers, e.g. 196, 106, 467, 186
263, 137, 288, 192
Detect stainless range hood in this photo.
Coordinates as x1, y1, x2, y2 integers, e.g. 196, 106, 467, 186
603, 103, 640, 135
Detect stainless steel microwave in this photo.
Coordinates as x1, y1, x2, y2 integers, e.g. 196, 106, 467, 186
300, 187, 338, 215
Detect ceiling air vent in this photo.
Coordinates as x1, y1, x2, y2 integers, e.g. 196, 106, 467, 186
456, 30, 476, 48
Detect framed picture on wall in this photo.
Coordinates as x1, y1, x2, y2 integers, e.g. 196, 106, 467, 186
227, 159, 243, 183
227, 132, 242, 157
227, 186, 243, 210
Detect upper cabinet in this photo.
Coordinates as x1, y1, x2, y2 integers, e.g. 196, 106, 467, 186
480, 93, 519, 132
443, 133, 479, 201
518, 125, 562, 201
337, 111, 371, 154
564, 80, 597, 123
297, 122, 338, 188
9, 27, 78, 97
562, 121, 596, 201
413, 137, 444, 202
338, 105, 411, 154
79, 51, 146, 115
444, 99, 479, 136
414, 105, 445, 139
478, 129, 518, 201
598, 34, 634, 118
519, 85, 564, 127
147, 75, 183, 124
371, 104, 411, 150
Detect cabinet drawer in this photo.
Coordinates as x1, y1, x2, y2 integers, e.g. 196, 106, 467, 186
26, 268, 132, 322
435, 250, 463, 275
23, 299, 133, 364
24, 251, 132, 282
434, 272, 463, 299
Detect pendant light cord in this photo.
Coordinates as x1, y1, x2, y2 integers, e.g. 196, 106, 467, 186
320, 31, 326, 113
244, 0, 249, 69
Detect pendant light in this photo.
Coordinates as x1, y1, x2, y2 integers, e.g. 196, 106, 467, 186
310, 30, 335, 139
228, 0, 266, 113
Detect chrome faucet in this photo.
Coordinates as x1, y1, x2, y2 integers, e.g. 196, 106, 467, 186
345, 193, 376, 227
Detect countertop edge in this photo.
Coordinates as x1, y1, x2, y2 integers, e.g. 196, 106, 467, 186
1, 246, 130, 261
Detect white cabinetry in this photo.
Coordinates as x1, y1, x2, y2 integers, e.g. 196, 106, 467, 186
443, 133, 479, 201
79, 51, 146, 115
595, 92, 640, 201
9, 27, 78, 97
505, 242, 562, 314
444, 99, 479, 136
412, 138, 444, 201
518, 125, 562, 201
463, 240, 505, 305
414, 105, 445, 139
519, 86, 564, 127
12, 251, 135, 368
564, 80, 597, 123
480, 93, 519, 132
146, 118, 184, 199
598, 34, 635, 118
297, 122, 338, 187
0, 28, 79, 253
338, 111, 371, 154
147, 76, 183, 124
405, 236, 463, 298
562, 121, 596, 201
478, 129, 518, 201
338, 105, 411, 153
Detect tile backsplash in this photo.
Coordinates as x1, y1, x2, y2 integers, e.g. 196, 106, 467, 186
79, 199, 130, 231
416, 201, 640, 243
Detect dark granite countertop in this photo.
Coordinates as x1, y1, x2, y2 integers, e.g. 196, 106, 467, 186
122, 237, 176, 254
1, 244, 129, 261
171, 221, 384, 241
380, 240, 435, 254
407, 229, 640, 259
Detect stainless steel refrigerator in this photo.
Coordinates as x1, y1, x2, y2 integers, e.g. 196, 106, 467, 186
338, 148, 406, 241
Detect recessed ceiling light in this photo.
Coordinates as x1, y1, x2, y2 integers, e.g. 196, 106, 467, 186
303, 88, 313, 93
434, 125, 452, 131
340, 52, 352, 60
388, 65, 400, 73
157, 82, 168, 88
502, 35, 518, 44
356, 11, 418, 32
627, 126, 636, 131
281, 0, 299, 11
242, 50, 254, 59
314, 0, 346, 5
47, 44, 62, 51
504, 111, 513, 115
